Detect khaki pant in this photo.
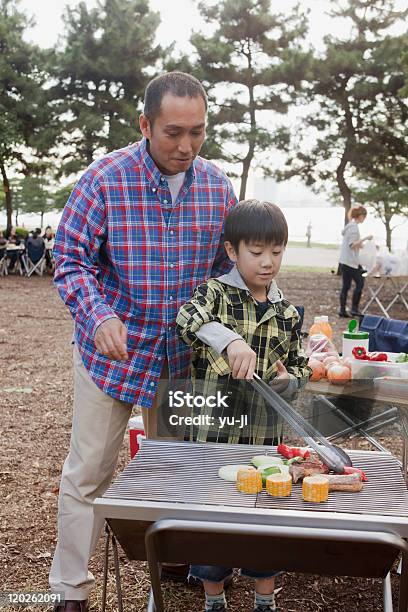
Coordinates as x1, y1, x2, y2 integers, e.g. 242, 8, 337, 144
49, 347, 167, 599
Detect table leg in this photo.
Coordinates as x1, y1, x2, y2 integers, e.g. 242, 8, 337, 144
362, 281, 389, 318
101, 523, 111, 612
400, 411, 408, 485
383, 572, 393, 612
315, 395, 396, 456
386, 279, 408, 315
147, 588, 157, 612
112, 533, 124, 612
399, 551, 408, 612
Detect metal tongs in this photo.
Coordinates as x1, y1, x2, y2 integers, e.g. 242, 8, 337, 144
250, 373, 352, 474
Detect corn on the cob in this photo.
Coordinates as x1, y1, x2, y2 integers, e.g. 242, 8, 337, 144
266, 473, 292, 497
302, 475, 329, 503
236, 467, 262, 494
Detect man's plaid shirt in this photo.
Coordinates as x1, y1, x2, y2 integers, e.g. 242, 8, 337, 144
176, 270, 311, 444
54, 138, 236, 405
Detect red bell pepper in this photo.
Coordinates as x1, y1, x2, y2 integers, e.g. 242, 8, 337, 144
277, 443, 310, 460
343, 466, 368, 482
352, 346, 369, 360
368, 352, 388, 362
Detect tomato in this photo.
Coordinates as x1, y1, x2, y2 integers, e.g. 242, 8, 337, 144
326, 363, 351, 385
308, 358, 326, 381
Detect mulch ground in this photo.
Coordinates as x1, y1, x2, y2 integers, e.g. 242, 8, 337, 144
0, 271, 406, 612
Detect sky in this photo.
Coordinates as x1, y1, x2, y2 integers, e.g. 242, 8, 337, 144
20, 0, 407, 54
20, 0, 350, 51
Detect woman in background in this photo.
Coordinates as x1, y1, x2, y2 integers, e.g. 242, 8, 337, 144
338, 205, 373, 317
43, 226, 55, 270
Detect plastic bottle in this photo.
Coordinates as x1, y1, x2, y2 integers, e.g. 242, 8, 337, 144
309, 316, 333, 340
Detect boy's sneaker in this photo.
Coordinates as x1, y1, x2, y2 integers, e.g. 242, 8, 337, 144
204, 605, 227, 612
253, 606, 278, 612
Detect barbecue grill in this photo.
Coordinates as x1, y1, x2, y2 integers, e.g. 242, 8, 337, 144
94, 440, 408, 611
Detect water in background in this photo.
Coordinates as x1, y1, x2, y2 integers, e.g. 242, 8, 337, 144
1, 206, 407, 251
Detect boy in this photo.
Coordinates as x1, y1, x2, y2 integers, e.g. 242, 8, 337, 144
176, 200, 310, 612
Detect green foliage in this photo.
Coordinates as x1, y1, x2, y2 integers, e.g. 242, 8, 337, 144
190, 0, 312, 198
14, 226, 28, 239
50, 0, 164, 174
354, 170, 408, 249
0, 0, 57, 229
10, 176, 53, 216
51, 183, 76, 211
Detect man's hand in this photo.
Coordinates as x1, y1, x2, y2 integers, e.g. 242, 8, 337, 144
364, 234, 373, 241
270, 360, 290, 392
94, 318, 128, 361
226, 339, 257, 380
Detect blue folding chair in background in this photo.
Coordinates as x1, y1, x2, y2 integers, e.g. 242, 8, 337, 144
24, 241, 46, 277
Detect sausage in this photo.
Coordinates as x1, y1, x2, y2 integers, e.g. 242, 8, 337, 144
325, 473, 363, 492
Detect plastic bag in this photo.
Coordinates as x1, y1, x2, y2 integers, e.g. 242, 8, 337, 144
359, 240, 377, 273
306, 333, 339, 362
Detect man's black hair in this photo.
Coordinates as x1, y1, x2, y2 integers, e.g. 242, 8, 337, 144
224, 199, 288, 251
143, 71, 207, 125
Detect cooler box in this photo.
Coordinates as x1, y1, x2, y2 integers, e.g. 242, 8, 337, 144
128, 415, 145, 458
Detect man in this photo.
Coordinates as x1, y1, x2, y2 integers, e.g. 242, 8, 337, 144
50, 71, 237, 611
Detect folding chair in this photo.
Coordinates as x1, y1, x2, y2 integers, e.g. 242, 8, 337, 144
0, 246, 8, 275
5, 247, 25, 275
145, 519, 408, 612
24, 241, 46, 277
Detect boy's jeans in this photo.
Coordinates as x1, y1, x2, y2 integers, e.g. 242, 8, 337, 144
189, 565, 280, 582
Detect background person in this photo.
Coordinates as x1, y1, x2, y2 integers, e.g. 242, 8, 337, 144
50, 71, 237, 611
43, 225, 55, 270
4, 226, 21, 272
338, 205, 373, 317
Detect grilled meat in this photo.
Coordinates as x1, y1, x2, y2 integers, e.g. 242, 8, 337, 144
289, 453, 329, 483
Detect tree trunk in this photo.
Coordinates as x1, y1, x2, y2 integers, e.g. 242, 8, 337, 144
239, 49, 256, 201
336, 151, 352, 225
0, 159, 12, 232
40, 211, 44, 229
384, 202, 393, 251
15, 209, 19, 226
240, 156, 252, 200
335, 150, 352, 275
85, 130, 94, 166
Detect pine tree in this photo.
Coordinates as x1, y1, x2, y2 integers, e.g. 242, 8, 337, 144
190, 0, 311, 199
51, 0, 164, 175
0, 0, 54, 230
279, 0, 408, 222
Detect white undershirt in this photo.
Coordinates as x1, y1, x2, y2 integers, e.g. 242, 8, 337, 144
163, 172, 185, 204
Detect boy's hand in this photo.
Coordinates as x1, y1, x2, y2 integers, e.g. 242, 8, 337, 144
270, 360, 290, 392
226, 339, 257, 380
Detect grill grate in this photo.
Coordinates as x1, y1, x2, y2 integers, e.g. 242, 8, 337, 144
104, 440, 408, 518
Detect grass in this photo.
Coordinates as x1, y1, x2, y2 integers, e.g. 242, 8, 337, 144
281, 265, 335, 273
287, 240, 340, 250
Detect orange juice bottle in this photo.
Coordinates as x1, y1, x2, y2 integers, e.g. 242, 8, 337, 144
309, 316, 333, 340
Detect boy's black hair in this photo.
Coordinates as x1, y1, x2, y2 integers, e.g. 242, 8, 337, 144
224, 199, 288, 251
143, 71, 207, 125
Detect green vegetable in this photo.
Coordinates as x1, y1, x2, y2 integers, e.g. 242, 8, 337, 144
251, 455, 283, 467
218, 465, 251, 482
257, 465, 281, 484
287, 456, 304, 464
396, 353, 408, 363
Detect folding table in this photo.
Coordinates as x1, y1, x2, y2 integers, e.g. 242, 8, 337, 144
362, 276, 408, 319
